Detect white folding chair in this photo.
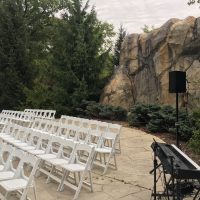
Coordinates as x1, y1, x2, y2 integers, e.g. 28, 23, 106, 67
0, 144, 13, 171
89, 120, 99, 131
1, 124, 21, 143
17, 131, 41, 151
86, 129, 102, 148
27, 133, 52, 155
94, 131, 119, 174
0, 153, 40, 200
44, 140, 76, 184
0, 148, 24, 181
37, 136, 64, 179
98, 121, 109, 132
58, 143, 95, 200
108, 123, 122, 153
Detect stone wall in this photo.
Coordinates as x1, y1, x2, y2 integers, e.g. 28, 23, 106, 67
100, 17, 200, 110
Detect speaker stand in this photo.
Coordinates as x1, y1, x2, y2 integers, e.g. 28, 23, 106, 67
176, 92, 180, 148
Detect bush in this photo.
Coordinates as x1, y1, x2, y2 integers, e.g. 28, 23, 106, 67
128, 103, 160, 127
147, 105, 175, 133
168, 110, 195, 141
188, 130, 200, 154
99, 105, 127, 120
75, 100, 127, 121
128, 103, 196, 141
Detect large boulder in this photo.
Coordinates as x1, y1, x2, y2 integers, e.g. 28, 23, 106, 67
100, 17, 200, 110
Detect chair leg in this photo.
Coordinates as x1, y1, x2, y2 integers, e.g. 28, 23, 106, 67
102, 152, 113, 175
73, 172, 85, 200
58, 170, 70, 192
20, 188, 29, 200
46, 165, 55, 184
33, 181, 38, 200
88, 171, 93, 192
4, 192, 9, 200
114, 153, 117, 170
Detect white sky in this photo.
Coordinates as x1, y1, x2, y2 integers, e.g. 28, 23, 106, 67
87, 0, 200, 33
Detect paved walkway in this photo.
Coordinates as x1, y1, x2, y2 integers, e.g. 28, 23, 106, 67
22, 127, 163, 200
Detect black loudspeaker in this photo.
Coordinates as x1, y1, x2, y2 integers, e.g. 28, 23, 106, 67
169, 71, 186, 93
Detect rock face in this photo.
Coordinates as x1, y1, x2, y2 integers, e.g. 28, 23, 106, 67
101, 17, 200, 110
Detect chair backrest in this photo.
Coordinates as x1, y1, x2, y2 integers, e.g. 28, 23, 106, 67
56, 123, 70, 138
35, 133, 52, 151
1, 121, 15, 134
60, 115, 69, 124
108, 123, 122, 134
89, 120, 99, 130
45, 135, 64, 156
101, 131, 119, 151
86, 129, 102, 147
98, 121, 109, 132
59, 140, 77, 163
76, 128, 89, 143
75, 143, 95, 170
13, 153, 40, 194
0, 144, 13, 167
81, 118, 90, 129
4, 148, 25, 172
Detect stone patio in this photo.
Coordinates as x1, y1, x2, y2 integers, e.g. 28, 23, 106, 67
23, 127, 164, 200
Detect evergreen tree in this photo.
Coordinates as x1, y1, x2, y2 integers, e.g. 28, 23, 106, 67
188, 0, 200, 5
47, 0, 114, 114
0, 0, 59, 110
113, 25, 126, 67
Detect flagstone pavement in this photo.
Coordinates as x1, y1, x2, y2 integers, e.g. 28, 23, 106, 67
21, 127, 165, 200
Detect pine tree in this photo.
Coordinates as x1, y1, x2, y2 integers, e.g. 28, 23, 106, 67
0, 0, 59, 110
48, 0, 114, 114
113, 25, 126, 67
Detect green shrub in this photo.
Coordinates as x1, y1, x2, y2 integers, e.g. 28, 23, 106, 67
146, 105, 175, 133
128, 103, 160, 127
128, 103, 196, 141
75, 100, 127, 121
99, 104, 127, 120
188, 130, 200, 154
168, 111, 195, 141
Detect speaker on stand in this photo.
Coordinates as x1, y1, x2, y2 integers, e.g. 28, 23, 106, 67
169, 71, 186, 148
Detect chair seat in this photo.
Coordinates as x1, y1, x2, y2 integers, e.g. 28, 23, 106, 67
0, 171, 14, 180
48, 158, 69, 166
0, 178, 27, 191
9, 139, 22, 144
14, 142, 28, 147
0, 165, 4, 171
2, 138, 14, 143
28, 149, 45, 155
20, 146, 35, 151
95, 147, 112, 153
60, 163, 85, 172
0, 135, 13, 140
37, 153, 57, 160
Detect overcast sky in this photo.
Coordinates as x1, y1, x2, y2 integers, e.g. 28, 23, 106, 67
87, 0, 200, 33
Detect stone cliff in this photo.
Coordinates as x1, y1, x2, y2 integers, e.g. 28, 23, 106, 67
100, 16, 200, 110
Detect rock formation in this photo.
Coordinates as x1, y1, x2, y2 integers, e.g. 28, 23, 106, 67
101, 16, 200, 110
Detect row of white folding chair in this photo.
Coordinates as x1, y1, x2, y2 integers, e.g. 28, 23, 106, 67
1, 121, 119, 175
0, 143, 40, 200
36, 137, 95, 200
0, 110, 34, 123
56, 124, 119, 174
0, 116, 11, 130
60, 115, 122, 153
1, 128, 94, 200
25, 109, 56, 119
30, 119, 120, 175
30, 118, 60, 136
